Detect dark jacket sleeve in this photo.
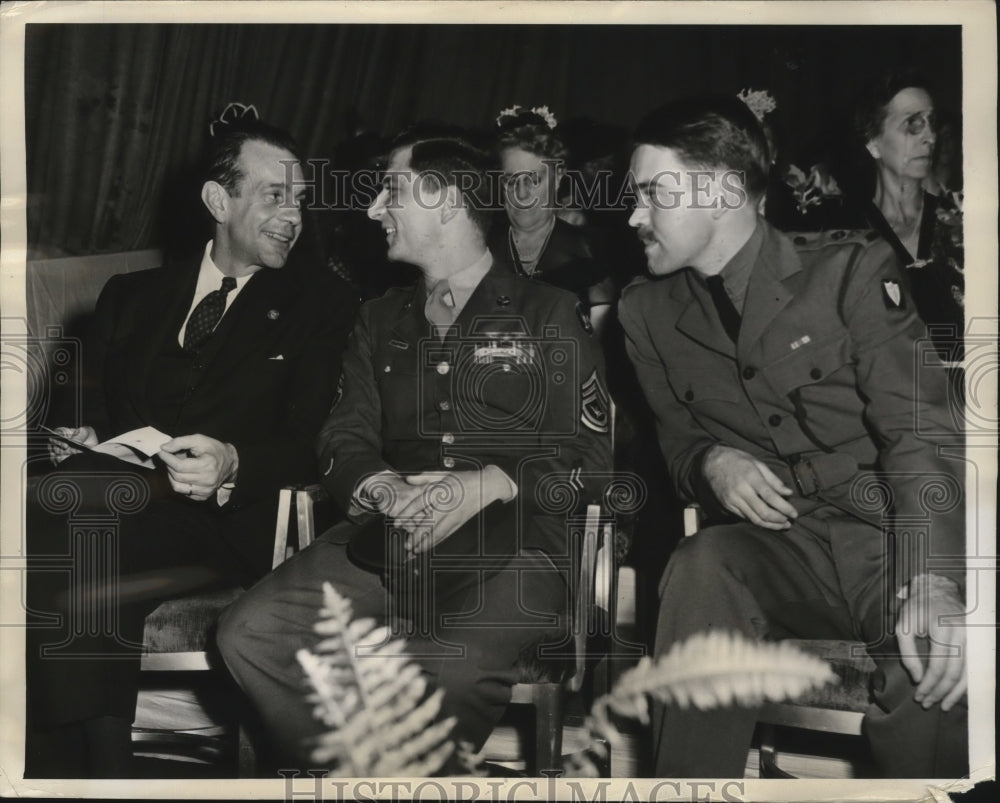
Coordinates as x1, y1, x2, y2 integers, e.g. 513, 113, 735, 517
315, 301, 393, 516
519, 292, 614, 514
82, 273, 125, 440
840, 244, 966, 590
618, 286, 716, 505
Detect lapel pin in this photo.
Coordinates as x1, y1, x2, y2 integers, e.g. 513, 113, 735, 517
790, 335, 811, 350
497, 295, 511, 307
881, 279, 903, 309
267, 309, 281, 320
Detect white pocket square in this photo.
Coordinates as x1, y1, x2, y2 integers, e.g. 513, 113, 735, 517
268, 354, 285, 360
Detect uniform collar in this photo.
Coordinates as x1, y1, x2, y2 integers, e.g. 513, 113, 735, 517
717, 221, 764, 312
425, 248, 493, 318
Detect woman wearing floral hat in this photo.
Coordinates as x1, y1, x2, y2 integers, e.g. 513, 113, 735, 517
490, 105, 615, 338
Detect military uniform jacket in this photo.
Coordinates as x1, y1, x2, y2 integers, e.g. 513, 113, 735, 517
619, 220, 964, 590
317, 262, 613, 564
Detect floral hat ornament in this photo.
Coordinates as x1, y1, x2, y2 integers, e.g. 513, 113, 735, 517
209, 102, 260, 138
736, 88, 777, 123
496, 104, 558, 129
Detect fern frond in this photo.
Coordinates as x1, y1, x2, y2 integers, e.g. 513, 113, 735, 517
296, 582, 456, 776
568, 631, 838, 776
605, 631, 836, 722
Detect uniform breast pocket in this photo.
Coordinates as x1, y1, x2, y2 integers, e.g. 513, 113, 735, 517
762, 333, 852, 397
665, 368, 740, 406
377, 359, 421, 433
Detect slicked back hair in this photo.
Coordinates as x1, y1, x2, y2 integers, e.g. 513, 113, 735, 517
206, 120, 301, 196
633, 95, 771, 201
388, 128, 496, 238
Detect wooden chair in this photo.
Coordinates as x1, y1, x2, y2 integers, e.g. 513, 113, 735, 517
135, 485, 319, 774
681, 504, 874, 778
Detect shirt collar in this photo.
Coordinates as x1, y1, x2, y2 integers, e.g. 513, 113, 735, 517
198, 240, 253, 293
435, 248, 493, 315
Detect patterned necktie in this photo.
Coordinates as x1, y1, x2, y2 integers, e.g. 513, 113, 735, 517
183, 276, 237, 352
705, 274, 741, 343
424, 279, 456, 338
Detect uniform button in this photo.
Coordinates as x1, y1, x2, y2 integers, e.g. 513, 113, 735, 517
768, 414, 782, 427
384, 365, 391, 373
436, 361, 450, 375
441, 433, 455, 445
684, 390, 694, 402
742, 366, 756, 380
442, 456, 456, 469
793, 235, 808, 246
438, 400, 451, 412
810, 367, 822, 380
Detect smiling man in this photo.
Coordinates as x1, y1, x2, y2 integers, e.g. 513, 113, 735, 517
619, 96, 967, 778
26, 113, 356, 777
217, 130, 612, 773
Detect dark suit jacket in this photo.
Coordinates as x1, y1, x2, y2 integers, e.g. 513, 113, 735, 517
619, 220, 965, 592
82, 248, 357, 577
317, 262, 612, 572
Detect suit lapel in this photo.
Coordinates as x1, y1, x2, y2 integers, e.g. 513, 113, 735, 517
196, 266, 292, 378
125, 259, 199, 416
737, 224, 802, 357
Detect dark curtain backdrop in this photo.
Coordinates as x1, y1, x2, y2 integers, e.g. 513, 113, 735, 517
25, 23, 961, 258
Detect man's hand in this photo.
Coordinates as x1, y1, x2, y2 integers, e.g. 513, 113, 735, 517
392, 467, 514, 554
702, 444, 798, 530
48, 426, 98, 465
357, 472, 432, 519
159, 434, 238, 502
897, 574, 967, 712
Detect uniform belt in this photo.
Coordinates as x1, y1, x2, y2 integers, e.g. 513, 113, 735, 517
787, 452, 861, 496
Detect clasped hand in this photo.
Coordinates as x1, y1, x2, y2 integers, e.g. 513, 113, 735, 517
702, 444, 798, 530
366, 468, 509, 554
159, 434, 238, 502
896, 574, 967, 711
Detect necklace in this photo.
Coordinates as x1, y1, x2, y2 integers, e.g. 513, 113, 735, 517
509, 218, 555, 277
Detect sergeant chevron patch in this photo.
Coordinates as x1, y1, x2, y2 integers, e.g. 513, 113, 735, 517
581, 369, 610, 433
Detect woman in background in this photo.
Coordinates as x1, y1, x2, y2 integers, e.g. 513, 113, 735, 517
490, 106, 615, 337
853, 72, 964, 359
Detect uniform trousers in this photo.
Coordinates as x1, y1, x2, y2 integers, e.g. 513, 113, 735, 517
217, 523, 569, 770
24, 451, 246, 776
652, 502, 967, 778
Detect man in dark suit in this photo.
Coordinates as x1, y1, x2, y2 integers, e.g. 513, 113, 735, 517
26, 115, 356, 777
618, 96, 967, 777
217, 132, 612, 770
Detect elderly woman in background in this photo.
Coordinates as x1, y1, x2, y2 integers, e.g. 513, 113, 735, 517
490, 105, 615, 337
853, 72, 964, 359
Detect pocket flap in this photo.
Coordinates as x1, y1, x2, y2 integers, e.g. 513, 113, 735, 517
763, 333, 851, 397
